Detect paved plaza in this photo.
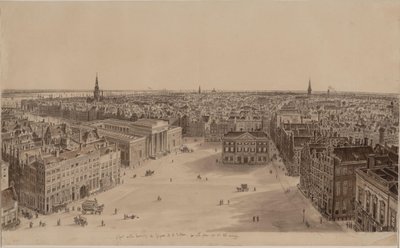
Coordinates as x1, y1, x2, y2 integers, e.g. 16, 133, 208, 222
2, 139, 396, 246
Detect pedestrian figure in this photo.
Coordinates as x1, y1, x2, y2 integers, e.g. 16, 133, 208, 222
206, 177, 208, 181
254, 187, 256, 191
29, 222, 33, 228
320, 217, 322, 224
39, 221, 42, 227
124, 172, 126, 176
36, 212, 38, 218
346, 222, 349, 228
257, 216, 259, 222
170, 178, 172, 182
101, 220, 104, 227
115, 208, 118, 215
253, 216, 256, 222
228, 200, 230, 205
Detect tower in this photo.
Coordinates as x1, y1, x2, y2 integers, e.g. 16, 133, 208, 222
94, 73, 100, 101
307, 78, 312, 96
198, 85, 201, 94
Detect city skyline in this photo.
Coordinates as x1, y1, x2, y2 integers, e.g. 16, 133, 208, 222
1, 1, 399, 93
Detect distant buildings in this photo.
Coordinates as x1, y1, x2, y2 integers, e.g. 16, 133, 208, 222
221, 131, 270, 165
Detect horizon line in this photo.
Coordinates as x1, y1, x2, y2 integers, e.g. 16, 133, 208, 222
1, 88, 398, 96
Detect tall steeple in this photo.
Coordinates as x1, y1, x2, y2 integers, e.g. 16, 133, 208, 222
198, 85, 201, 94
94, 73, 100, 101
307, 78, 312, 96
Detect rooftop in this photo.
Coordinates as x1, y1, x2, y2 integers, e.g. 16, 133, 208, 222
334, 146, 373, 162
224, 131, 268, 138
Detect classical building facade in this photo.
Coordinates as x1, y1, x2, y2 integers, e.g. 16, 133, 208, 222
354, 164, 398, 232
222, 131, 269, 165
90, 118, 182, 159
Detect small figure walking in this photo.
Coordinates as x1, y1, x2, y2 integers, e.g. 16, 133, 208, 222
29, 222, 33, 228
170, 178, 172, 182
254, 187, 256, 192
206, 177, 208, 181
115, 208, 118, 215
101, 220, 105, 227
252, 216, 256, 222
320, 217, 322, 224
228, 200, 230, 205
257, 216, 259, 222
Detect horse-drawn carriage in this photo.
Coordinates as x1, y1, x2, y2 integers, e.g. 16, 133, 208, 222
74, 215, 87, 226
236, 184, 249, 192
124, 213, 139, 220
81, 200, 104, 215
145, 170, 155, 177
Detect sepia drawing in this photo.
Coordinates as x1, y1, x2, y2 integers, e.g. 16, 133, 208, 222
0, 1, 399, 247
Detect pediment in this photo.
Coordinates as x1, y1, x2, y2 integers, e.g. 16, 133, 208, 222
236, 132, 256, 140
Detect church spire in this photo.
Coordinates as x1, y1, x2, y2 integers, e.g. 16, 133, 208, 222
198, 85, 201, 94
94, 73, 100, 101
307, 78, 312, 96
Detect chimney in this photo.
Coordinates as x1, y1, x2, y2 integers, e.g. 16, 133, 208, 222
367, 154, 376, 169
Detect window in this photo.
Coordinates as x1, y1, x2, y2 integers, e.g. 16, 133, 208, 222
343, 181, 348, 196
391, 209, 397, 229
358, 187, 364, 204
372, 196, 378, 219
366, 191, 371, 213
336, 182, 341, 196
379, 200, 385, 224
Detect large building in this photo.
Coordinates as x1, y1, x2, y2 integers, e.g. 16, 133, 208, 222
299, 141, 374, 221
354, 163, 398, 232
16, 142, 120, 214
2, 118, 121, 214
89, 118, 182, 160
222, 131, 270, 165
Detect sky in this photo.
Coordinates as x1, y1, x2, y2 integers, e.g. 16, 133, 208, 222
1, 0, 399, 93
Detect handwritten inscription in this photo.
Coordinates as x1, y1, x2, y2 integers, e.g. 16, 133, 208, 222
116, 232, 239, 240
